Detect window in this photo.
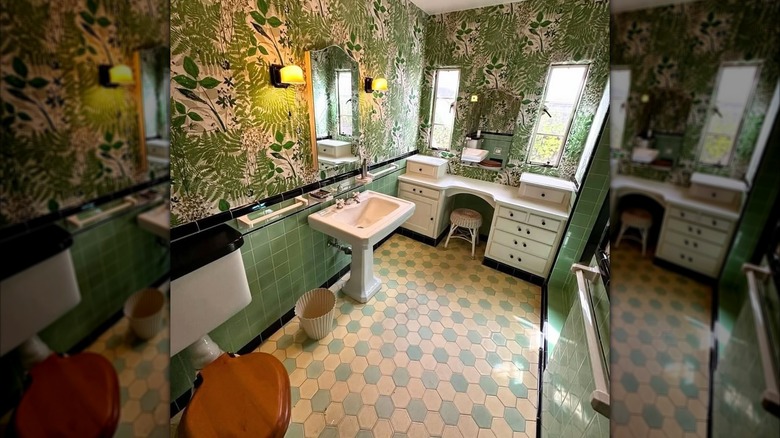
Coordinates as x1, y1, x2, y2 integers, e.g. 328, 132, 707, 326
527, 64, 589, 166
429, 68, 461, 150
698, 63, 760, 166
610, 68, 631, 150
336, 70, 353, 136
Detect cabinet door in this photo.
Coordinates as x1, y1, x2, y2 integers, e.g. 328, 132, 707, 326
400, 191, 437, 237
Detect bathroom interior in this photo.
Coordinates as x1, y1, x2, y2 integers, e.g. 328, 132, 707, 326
609, 0, 780, 436
0, 0, 171, 436
167, 0, 611, 436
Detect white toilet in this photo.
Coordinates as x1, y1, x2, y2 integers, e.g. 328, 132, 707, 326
0, 225, 120, 437
170, 224, 291, 437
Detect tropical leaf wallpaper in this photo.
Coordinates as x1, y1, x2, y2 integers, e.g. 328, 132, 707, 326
612, 0, 780, 185
0, 0, 169, 226
417, 0, 610, 186
169, 0, 427, 225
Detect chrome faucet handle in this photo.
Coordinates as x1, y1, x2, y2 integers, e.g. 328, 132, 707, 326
351, 192, 361, 203
335, 199, 346, 209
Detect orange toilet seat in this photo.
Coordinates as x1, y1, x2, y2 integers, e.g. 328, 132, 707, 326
14, 353, 120, 438
179, 352, 291, 438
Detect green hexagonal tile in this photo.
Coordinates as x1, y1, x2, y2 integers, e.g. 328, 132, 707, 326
674, 407, 697, 432
419, 327, 433, 340
432, 348, 448, 363
504, 407, 525, 432
346, 320, 361, 333
364, 365, 381, 384
407, 345, 423, 361
407, 399, 427, 422
649, 376, 669, 395
421, 370, 439, 389
508, 380, 527, 398
375, 395, 394, 419
440, 401, 459, 425
327, 339, 344, 354
472, 404, 493, 428
642, 404, 664, 429
478, 375, 498, 396
392, 368, 410, 387
629, 349, 646, 367
343, 392, 362, 416
380, 343, 397, 358
355, 341, 370, 357
442, 328, 457, 342
311, 389, 331, 412
620, 372, 639, 393
306, 360, 325, 379
335, 363, 351, 381
139, 390, 159, 412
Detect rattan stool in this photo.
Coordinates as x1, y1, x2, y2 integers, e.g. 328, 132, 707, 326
615, 208, 653, 256
445, 208, 483, 259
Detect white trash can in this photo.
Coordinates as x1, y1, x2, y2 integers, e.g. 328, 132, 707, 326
295, 288, 336, 340
124, 288, 165, 340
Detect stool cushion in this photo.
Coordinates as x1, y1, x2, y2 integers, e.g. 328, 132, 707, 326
621, 208, 653, 229
450, 208, 483, 229
179, 352, 291, 438
14, 353, 120, 438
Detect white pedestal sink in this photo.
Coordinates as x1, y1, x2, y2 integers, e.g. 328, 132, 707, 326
308, 191, 415, 303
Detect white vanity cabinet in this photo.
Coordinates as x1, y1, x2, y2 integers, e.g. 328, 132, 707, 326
486, 205, 565, 277
656, 204, 736, 277
398, 181, 450, 238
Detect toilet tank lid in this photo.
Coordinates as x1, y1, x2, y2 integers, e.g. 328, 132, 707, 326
171, 224, 244, 281
0, 225, 73, 281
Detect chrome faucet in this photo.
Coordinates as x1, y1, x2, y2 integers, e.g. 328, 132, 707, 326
335, 199, 346, 209
361, 158, 369, 179
351, 192, 361, 204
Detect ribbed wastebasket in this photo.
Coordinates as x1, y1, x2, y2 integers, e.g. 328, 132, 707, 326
295, 288, 336, 340
124, 288, 165, 340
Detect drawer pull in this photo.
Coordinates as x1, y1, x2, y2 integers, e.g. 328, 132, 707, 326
510, 254, 514, 259
541, 193, 546, 197
680, 253, 685, 259
509, 212, 514, 217
711, 192, 716, 198
514, 240, 518, 245
526, 230, 530, 235
688, 257, 693, 262
684, 239, 689, 245
693, 242, 698, 248
696, 229, 701, 235
430, 217, 433, 221
418, 168, 423, 172
412, 188, 416, 192
522, 243, 527, 248
541, 220, 546, 226
712, 220, 717, 226
688, 226, 693, 232
680, 212, 685, 217
517, 226, 522, 232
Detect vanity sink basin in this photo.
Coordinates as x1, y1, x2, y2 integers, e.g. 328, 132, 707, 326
137, 203, 169, 239
308, 191, 415, 302
309, 191, 415, 247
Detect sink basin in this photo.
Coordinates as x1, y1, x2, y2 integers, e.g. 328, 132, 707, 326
308, 191, 415, 302
137, 203, 169, 239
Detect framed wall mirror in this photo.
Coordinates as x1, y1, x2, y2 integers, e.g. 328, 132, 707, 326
458, 88, 521, 171
305, 45, 360, 179
133, 46, 170, 172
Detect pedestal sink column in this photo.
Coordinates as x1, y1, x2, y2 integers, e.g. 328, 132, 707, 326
342, 241, 381, 303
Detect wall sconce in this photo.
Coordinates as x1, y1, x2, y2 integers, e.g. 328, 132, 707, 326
270, 64, 305, 88
98, 64, 134, 87
364, 77, 388, 93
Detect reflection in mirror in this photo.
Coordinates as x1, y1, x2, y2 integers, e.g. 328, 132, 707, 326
135, 46, 170, 168
460, 88, 520, 171
307, 46, 360, 179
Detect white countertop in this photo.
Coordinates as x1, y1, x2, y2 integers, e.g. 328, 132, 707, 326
398, 173, 570, 219
611, 174, 741, 219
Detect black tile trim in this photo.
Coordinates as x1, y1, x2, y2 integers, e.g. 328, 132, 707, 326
395, 227, 448, 247
482, 257, 545, 286
0, 174, 170, 243
170, 150, 418, 243
169, 261, 356, 417
536, 284, 549, 437
707, 272, 719, 438
652, 257, 718, 287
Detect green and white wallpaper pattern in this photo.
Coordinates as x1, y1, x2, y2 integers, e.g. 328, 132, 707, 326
612, 0, 780, 185
417, 0, 609, 185
169, 0, 427, 225
0, 0, 168, 226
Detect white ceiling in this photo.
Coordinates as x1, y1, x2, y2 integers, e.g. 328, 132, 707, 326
611, 0, 701, 13
410, 0, 512, 15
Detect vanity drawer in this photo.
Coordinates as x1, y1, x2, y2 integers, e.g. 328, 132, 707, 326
664, 231, 722, 256
497, 206, 528, 223
495, 217, 557, 245
492, 229, 552, 258
666, 218, 728, 245
488, 243, 547, 274
698, 213, 732, 232
657, 243, 719, 277
527, 214, 561, 232
406, 162, 446, 179
689, 184, 738, 204
668, 206, 699, 222
399, 182, 440, 201
520, 184, 566, 204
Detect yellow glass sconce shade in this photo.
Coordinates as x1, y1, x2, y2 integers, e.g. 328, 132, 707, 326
270, 64, 305, 88
364, 77, 388, 93
98, 64, 134, 87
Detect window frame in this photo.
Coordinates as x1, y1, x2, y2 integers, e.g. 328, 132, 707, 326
609, 66, 631, 151
428, 67, 461, 151
336, 69, 353, 137
696, 61, 762, 168
526, 63, 590, 167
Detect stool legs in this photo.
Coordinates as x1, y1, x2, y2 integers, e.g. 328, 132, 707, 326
615, 222, 629, 248
641, 227, 648, 256
444, 223, 457, 249
470, 227, 476, 259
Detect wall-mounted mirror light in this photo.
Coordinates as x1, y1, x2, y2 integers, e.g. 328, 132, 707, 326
270, 64, 305, 88
364, 77, 388, 93
98, 64, 134, 87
